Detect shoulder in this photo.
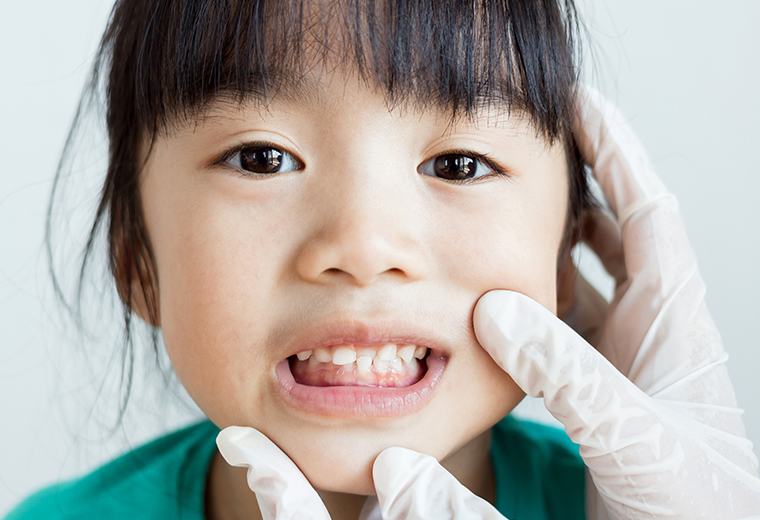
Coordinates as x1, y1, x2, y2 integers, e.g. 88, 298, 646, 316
4, 420, 220, 520
491, 415, 586, 520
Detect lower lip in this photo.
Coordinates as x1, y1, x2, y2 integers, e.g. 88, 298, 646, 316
274, 355, 447, 417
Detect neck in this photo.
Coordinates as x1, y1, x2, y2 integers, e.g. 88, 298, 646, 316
206, 428, 495, 520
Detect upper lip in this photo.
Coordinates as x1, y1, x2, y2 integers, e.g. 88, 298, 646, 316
280, 317, 452, 361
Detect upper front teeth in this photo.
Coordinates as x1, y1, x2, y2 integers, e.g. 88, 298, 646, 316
313, 348, 331, 363
398, 345, 415, 363
331, 346, 357, 365
294, 343, 428, 369
377, 344, 397, 361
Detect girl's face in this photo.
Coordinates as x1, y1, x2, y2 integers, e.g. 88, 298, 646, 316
139, 68, 569, 494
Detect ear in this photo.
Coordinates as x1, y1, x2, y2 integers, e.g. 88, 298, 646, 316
556, 208, 587, 319
111, 209, 161, 327
556, 246, 577, 320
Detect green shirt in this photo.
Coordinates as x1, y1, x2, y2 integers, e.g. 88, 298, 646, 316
4, 416, 585, 519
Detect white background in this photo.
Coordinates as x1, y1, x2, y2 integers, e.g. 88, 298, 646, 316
1, 0, 759, 515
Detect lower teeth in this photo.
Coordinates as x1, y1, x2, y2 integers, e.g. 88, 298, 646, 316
290, 355, 428, 388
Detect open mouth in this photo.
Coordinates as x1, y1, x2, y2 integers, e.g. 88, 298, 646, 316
288, 344, 429, 388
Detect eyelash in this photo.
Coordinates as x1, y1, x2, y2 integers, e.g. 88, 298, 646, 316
212, 142, 510, 183
417, 149, 509, 185
212, 141, 304, 178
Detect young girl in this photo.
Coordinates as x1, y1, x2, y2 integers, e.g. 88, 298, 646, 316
5, 1, 760, 519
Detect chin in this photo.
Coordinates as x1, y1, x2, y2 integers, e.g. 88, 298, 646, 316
274, 421, 447, 496
279, 430, 391, 495
302, 452, 377, 495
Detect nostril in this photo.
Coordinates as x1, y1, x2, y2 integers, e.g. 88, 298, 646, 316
294, 224, 427, 285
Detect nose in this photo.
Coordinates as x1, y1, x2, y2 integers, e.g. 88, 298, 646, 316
294, 169, 427, 287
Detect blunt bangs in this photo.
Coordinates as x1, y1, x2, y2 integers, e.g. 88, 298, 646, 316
100, 0, 581, 140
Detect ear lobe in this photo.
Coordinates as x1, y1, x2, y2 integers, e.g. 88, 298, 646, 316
127, 265, 161, 328
556, 249, 577, 319
556, 208, 592, 319
112, 217, 161, 328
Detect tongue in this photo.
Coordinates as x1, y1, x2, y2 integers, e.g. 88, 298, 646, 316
290, 357, 426, 388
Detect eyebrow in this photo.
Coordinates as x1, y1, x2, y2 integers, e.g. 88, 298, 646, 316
187, 74, 328, 128
226, 71, 332, 112
200, 69, 528, 131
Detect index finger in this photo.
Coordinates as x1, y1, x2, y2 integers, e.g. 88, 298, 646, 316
217, 427, 331, 520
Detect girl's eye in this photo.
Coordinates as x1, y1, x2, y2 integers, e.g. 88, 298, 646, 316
418, 153, 497, 181
226, 145, 303, 175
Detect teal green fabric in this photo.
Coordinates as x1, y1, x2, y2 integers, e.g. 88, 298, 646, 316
4, 416, 585, 519
491, 415, 585, 519
4, 421, 220, 520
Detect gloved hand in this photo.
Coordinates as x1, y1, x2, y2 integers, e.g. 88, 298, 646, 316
471, 87, 760, 519
217, 426, 509, 520
216, 426, 332, 520
372, 447, 507, 519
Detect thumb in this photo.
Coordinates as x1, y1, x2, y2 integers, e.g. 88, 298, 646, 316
373, 447, 507, 520
216, 426, 331, 520
473, 290, 657, 456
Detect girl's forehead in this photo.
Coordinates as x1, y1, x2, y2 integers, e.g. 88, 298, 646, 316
183, 66, 537, 138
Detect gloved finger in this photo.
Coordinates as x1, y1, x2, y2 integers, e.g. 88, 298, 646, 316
373, 447, 507, 520
574, 87, 722, 385
573, 86, 670, 226
473, 290, 660, 455
573, 87, 696, 295
217, 426, 331, 520
474, 290, 760, 519
581, 208, 626, 287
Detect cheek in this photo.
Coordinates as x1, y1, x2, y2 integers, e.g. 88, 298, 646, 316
142, 173, 294, 418
430, 178, 568, 313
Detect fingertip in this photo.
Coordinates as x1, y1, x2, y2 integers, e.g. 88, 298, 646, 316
373, 447, 441, 491
216, 426, 282, 470
474, 291, 553, 337
373, 447, 420, 480
217, 425, 251, 443
474, 289, 510, 320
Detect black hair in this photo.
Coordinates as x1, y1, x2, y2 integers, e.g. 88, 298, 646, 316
48, 0, 593, 426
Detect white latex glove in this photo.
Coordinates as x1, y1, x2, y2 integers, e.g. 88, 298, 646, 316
216, 426, 332, 520
472, 87, 760, 520
217, 426, 390, 520
372, 447, 508, 519
217, 426, 508, 520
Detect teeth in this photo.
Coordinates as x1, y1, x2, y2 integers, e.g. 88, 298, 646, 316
332, 346, 357, 365
314, 347, 331, 363
356, 356, 373, 374
398, 345, 415, 363
293, 344, 429, 372
356, 346, 377, 358
377, 344, 397, 361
